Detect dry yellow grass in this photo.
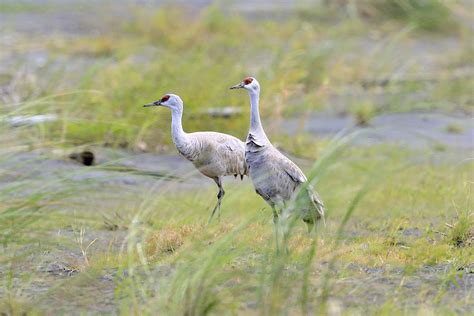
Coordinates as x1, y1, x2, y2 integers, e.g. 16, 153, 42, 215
145, 224, 203, 258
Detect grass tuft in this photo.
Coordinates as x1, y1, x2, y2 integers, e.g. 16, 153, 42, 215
145, 224, 202, 258
444, 123, 464, 134
351, 101, 377, 126
447, 211, 473, 248
356, 0, 456, 31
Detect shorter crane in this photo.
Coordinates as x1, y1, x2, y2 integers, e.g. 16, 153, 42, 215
144, 94, 247, 223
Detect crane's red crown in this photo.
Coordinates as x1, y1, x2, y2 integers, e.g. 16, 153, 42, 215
243, 77, 253, 85
161, 95, 170, 102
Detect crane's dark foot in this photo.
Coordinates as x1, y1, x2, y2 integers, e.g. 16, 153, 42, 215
208, 203, 219, 225
208, 199, 223, 225
217, 206, 221, 222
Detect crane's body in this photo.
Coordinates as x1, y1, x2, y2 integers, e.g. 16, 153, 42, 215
246, 137, 323, 225
144, 94, 247, 222
174, 131, 246, 180
231, 77, 324, 230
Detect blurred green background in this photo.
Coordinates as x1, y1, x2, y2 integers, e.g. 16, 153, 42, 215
1, 0, 472, 153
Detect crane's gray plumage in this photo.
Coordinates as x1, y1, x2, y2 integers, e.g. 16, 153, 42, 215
230, 77, 324, 230
144, 94, 247, 222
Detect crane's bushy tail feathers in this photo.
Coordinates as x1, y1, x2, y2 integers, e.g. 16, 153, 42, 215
309, 187, 326, 226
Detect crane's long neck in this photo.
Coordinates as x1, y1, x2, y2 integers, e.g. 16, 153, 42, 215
248, 89, 269, 141
170, 108, 188, 148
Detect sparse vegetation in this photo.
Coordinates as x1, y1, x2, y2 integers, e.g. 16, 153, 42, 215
357, 0, 456, 31
447, 211, 473, 247
351, 101, 377, 126
145, 224, 202, 257
445, 123, 464, 134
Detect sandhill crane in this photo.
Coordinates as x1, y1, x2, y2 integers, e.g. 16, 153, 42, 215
144, 94, 247, 223
230, 77, 324, 232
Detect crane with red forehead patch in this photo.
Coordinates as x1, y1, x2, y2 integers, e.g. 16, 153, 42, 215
144, 93, 247, 223
230, 77, 325, 241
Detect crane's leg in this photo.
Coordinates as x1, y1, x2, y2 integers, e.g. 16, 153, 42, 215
305, 221, 315, 234
272, 206, 280, 253
272, 206, 279, 224
304, 210, 316, 234
208, 177, 225, 224
272, 205, 281, 254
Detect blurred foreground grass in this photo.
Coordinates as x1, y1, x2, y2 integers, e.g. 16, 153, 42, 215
1, 139, 472, 314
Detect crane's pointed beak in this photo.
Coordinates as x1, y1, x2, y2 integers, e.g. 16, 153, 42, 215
229, 82, 244, 90
143, 100, 161, 107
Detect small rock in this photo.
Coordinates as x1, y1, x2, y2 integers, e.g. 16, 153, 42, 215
401, 228, 422, 237
365, 267, 385, 274
69, 150, 95, 166
43, 262, 78, 277
135, 141, 148, 152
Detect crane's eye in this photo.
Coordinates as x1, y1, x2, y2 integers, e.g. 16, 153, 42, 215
161, 95, 170, 102
244, 77, 253, 85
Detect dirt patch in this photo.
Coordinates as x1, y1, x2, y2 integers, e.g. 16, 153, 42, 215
284, 111, 474, 151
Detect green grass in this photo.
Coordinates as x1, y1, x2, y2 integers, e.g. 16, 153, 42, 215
299, 0, 456, 28
0, 1, 52, 13
444, 123, 464, 134
300, 0, 457, 31
359, 0, 456, 31
350, 101, 377, 126
1, 137, 472, 314
447, 210, 473, 247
